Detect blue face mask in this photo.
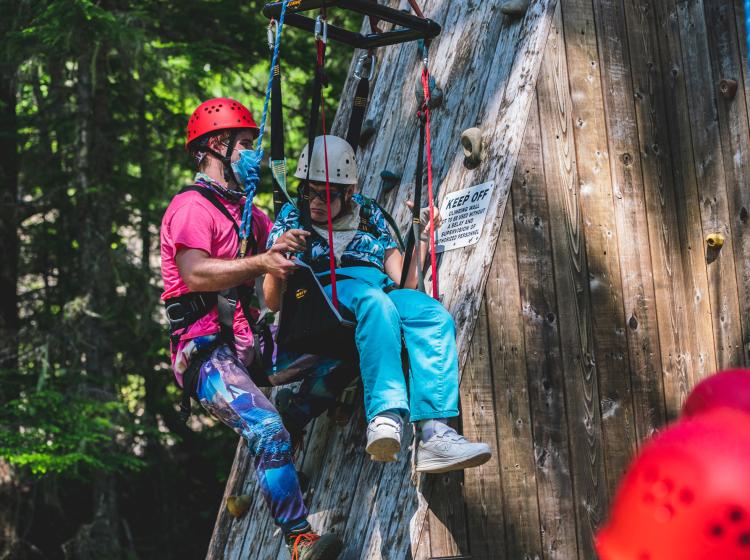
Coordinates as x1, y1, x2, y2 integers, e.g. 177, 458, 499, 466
231, 149, 263, 200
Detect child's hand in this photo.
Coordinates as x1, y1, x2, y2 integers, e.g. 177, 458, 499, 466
405, 200, 442, 240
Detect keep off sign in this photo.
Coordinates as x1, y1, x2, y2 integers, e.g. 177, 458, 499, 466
436, 181, 495, 253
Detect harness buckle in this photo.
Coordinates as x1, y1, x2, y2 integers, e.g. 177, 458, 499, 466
354, 52, 376, 81
314, 15, 328, 44
165, 302, 187, 329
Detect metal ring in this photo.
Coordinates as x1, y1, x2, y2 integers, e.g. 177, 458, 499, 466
267, 19, 278, 51
314, 15, 328, 43
354, 52, 376, 81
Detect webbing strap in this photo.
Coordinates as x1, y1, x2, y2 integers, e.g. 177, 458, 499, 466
179, 185, 257, 256
270, 55, 291, 214
346, 69, 371, 153
316, 34, 340, 311
400, 115, 426, 291
421, 66, 439, 299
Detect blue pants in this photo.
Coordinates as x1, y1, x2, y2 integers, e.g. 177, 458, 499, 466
323, 266, 460, 422
194, 344, 357, 532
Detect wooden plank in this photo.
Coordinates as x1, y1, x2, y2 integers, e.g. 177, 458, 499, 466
490, 96, 560, 560
538, 6, 608, 558
651, 0, 718, 393
703, 0, 750, 364
459, 301, 506, 559
677, 0, 744, 368
558, 0, 641, 504
732, 1, 750, 131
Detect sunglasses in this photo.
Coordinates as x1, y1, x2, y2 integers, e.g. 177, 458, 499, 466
307, 188, 346, 203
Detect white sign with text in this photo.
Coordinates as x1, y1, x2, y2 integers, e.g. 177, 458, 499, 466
435, 181, 495, 253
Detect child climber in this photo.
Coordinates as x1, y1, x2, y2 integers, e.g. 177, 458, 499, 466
264, 135, 492, 473
160, 99, 349, 560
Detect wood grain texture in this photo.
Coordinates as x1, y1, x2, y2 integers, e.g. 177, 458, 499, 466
596, 0, 676, 442
677, 0, 744, 369
619, 0, 702, 427
500, 95, 568, 560
703, 0, 750, 364
559, 0, 640, 504
459, 301, 506, 560
538, 6, 607, 558
652, 0, 717, 394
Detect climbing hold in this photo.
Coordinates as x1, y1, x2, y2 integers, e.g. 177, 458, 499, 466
380, 170, 401, 192
500, 0, 530, 16
706, 233, 724, 249
461, 127, 483, 168
719, 79, 738, 100
359, 118, 378, 147
415, 74, 443, 109
226, 495, 252, 518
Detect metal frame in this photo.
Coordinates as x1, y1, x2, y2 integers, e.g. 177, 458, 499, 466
263, 0, 441, 49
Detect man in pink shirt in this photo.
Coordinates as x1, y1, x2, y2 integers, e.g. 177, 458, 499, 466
160, 98, 345, 559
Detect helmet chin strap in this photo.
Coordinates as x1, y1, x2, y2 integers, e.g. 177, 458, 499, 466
204, 130, 239, 187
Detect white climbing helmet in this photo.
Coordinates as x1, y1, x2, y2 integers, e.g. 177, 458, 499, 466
294, 135, 358, 185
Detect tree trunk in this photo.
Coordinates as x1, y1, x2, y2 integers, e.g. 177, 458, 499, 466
62, 47, 123, 560
0, 24, 19, 386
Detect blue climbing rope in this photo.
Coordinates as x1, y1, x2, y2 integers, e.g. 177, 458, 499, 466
238, 0, 290, 244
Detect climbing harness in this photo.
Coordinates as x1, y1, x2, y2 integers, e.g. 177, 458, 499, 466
264, 0, 442, 360
163, 184, 275, 421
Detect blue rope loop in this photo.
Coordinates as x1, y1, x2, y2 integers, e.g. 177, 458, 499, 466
239, 0, 290, 242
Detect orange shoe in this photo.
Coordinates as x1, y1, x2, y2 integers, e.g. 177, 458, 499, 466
285, 530, 343, 560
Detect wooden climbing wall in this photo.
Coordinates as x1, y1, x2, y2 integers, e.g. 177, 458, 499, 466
208, 0, 750, 558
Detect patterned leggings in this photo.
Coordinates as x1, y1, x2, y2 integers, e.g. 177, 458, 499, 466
194, 344, 356, 532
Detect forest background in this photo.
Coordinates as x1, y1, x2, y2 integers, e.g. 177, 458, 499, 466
0, 1, 358, 558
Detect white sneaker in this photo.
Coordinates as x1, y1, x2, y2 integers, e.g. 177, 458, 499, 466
365, 415, 402, 462
415, 425, 492, 473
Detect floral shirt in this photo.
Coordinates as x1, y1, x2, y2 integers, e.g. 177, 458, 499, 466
267, 194, 399, 272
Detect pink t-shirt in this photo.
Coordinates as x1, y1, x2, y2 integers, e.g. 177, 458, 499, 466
160, 187, 273, 367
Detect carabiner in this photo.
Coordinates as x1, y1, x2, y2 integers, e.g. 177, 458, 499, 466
314, 15, 328, 44
354, 52, 376, 81
267, 19, 278, 51
419, 39, 430, 69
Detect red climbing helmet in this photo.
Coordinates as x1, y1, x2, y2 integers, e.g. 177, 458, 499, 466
596, 408, 750, 560
682, 368, 750, 419
185, 97, 259, 148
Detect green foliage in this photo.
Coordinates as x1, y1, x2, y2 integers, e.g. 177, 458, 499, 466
3, 0, 363, 556
0, 388, 146, 476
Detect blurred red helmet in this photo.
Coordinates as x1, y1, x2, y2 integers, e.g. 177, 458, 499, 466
682, 369, 750, 419
185, 98, 259, 148
596, 408, 750, 560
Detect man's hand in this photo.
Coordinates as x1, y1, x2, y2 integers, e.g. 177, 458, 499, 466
277, 229, 310, 253
261, 244, 298, 280
406, 200, 443, 240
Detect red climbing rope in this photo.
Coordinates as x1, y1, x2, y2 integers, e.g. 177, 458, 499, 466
316, 29, 340, 310
421, 65, 439, 300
